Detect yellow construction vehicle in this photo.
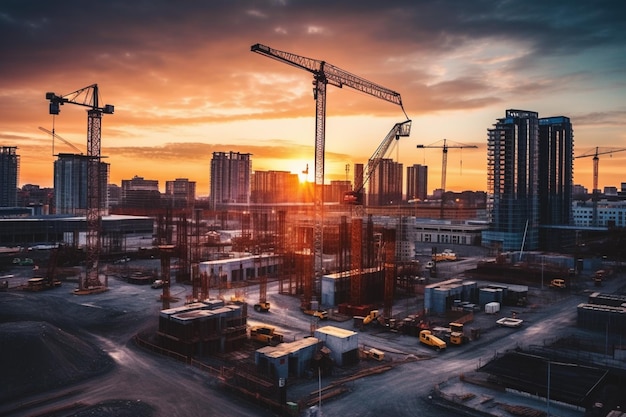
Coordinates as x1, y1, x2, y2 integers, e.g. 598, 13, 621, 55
449, 322, 468, 346
302, 309, 328, 320
363, 309, 379, 325
254, 301, 271, 312
249, 325, 284, 345
419, 329, 446, 351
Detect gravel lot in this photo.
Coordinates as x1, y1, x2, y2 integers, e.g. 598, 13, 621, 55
1, 254, 623, 417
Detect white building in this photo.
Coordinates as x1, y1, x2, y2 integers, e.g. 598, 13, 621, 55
372, 216, 489, 261
572, 200, 626, 227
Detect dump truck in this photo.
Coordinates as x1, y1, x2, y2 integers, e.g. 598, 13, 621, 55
249, 325, 284, 345
419, 329, 446, 351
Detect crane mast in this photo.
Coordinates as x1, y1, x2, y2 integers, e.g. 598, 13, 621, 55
46, 84, 114, 292
251, 44, 407, 309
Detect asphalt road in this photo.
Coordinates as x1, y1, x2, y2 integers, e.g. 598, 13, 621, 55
0, 257, 618, 417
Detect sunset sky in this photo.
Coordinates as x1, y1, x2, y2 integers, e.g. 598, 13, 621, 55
1, 1, 625, 196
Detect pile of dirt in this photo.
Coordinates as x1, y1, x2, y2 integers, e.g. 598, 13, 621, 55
0, 320, 114, 402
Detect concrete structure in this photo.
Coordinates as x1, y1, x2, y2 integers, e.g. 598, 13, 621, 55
255, 337, 320, 380
314, 326, 359, 367
406, 164, 428, 202
197, 253, 281, 287
157, 300, 247, 356
210, 151, 251, 208
484, 109, 540, 252
0, 146, 19, 207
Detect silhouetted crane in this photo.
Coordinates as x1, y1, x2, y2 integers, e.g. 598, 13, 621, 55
416, 139, 478, 219
575, 146, 626, 227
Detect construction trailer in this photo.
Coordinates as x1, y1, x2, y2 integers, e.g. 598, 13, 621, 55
255, 337, 320, 380
314, 326, 359, 367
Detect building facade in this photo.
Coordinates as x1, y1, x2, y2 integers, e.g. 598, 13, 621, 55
572, 200, 626, 228
251, 170, 299, 204
538, 116, 574, 249
483, 110, 540, 252
54, 153, 109, 215
165, 178, 196, 209
406, 164, 428, 202
210, 151, 251, 208
120, 175, 160, 210
367, 158, 403, 206
0, 146, 19, 207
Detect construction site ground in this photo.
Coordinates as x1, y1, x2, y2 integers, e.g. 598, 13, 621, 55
1, 254, 625, 417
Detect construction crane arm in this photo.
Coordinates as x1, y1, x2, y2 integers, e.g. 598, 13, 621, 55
575, 147, 626, 159
46, 84, 114, 115
251, 43, 404, 108
345, 120, 412, 204
38, 126, 83, 155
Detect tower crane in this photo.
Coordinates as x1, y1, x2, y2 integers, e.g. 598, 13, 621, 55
416, 139, 478, 219
46, 84, 114, 292
575, 146, 626, 227
251, 43, 408, 310
38, 126, 83, 155
344, 120, 412, 205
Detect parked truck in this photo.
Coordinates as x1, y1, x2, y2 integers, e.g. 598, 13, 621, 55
419, 329, 446, 351
449, 322, 468, 346
249, 325, 284, 345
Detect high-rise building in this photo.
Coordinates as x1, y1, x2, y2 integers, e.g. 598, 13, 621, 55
165, 178, 196, 208
483, 110, 540, 252
538, 116, 574, 248
120, 175, 160, 210
406, 164, 428, 202
210, 151, 251, 208
0, 146, 19, 207
251, 170, 299, 204
367, 158, 403, 206
54, 153, 109, 215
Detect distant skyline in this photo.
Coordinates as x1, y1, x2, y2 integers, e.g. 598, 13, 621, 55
1, 1, 625, 195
